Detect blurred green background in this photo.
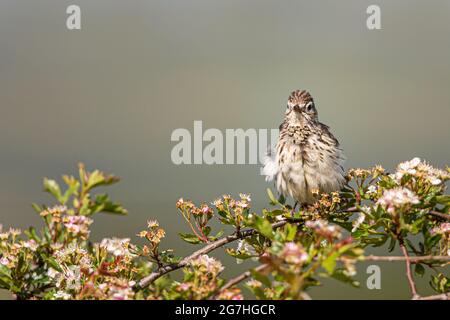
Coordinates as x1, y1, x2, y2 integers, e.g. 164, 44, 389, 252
0, 0, 449, 299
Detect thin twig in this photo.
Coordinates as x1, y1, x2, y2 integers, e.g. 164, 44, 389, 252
211, 264, 270, 299
136, 219, 297, 289
399, 240, 419, 299
429, 210, 450, 221
415, 293, 450, 300
361, 255, 450, 263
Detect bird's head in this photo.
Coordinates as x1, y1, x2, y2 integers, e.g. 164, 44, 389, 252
285, 90, 318, 125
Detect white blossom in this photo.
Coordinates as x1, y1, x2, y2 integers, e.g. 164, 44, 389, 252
376, 187, 419, 214
100, 238, 132, 257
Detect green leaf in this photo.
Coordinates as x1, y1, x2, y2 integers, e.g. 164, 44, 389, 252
91, 194, 128, 216
264, 209, 285, 218
322, 252, 339, 274
328, 269, 360, 288
43, 178, 63, 203
425, 234, 442, 251
266, 188, 278, 205
24, 227, 41, 242
61, 175, 80, 204
178, 233, 202, 244
248, 286, 267, 300
250, 269, 272, 287
31, 203, 42, 214
415, 264, 425, 277
0, 265, 12, 279
208, 230, 224, 241
226, 248, 254, 259
285, 224, 297, 241
216, 210, 232, 224
388, 236, 396, 252
253, 216, 274, 239
87, 170, 120, 190
200, 226, 211, 237
435, 196, 450, 206
44, 256, 62, 272
86, 170, 106, 190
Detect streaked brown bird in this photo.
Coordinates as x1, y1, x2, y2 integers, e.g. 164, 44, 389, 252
262, 90, 345, 209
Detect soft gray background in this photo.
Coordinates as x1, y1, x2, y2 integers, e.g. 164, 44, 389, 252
0, 0, 449, 299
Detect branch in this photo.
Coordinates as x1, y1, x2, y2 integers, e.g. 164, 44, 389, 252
136, 219, 298, 289
361, 255, 450, 263
415, 293, 450, 300
429, 210, 450, 221
399, 240, 419, 299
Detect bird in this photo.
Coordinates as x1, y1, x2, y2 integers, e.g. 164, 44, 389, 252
262, 89, 346, 210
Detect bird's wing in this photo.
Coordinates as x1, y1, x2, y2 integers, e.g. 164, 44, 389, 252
262, 144, 278, 182
262, 122, 283, 182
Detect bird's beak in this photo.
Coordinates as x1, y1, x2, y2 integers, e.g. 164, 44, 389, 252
293, 105, 301, 113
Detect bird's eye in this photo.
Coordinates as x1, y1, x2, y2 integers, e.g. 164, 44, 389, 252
306, 103, 314, 112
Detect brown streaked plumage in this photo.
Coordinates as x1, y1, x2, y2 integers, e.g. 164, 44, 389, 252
263, 90, 345, 205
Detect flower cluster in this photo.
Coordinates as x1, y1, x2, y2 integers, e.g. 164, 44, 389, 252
281, 242, 309, 265
99, 238, 134, 258
376, 187, 420, 215
213, 194, 252, 231
394, 157, 449, 186
190, 254, 224, 277
176, 198, 216, 243
170, 255, 235, 300
305, 219, 343, 240
63, 215, 93, 239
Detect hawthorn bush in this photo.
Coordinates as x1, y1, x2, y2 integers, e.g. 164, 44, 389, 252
0, 159, 449, 300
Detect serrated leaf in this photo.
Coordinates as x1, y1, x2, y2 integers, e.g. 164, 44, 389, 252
322, 252, 339, 274
90, 194, 127, 216
86, 170, 106, 190
178, 233, 201, 244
